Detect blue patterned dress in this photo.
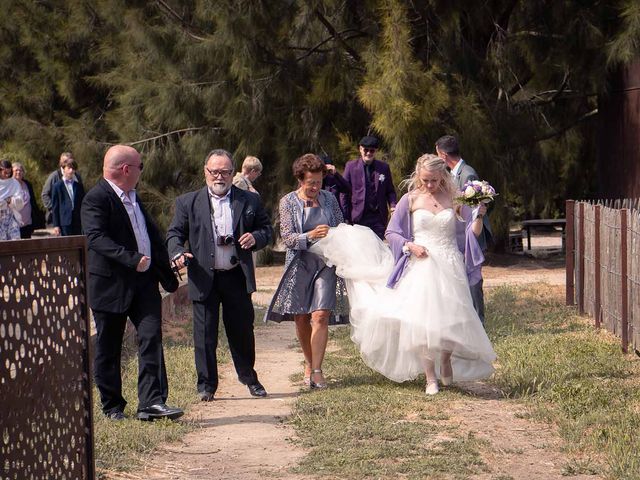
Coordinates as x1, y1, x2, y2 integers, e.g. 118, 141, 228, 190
265, 190, 349, 323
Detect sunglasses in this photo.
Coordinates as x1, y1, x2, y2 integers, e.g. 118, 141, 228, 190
123, 162, 144, 171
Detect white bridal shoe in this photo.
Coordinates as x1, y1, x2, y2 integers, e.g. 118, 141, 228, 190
425, 381, 439, 395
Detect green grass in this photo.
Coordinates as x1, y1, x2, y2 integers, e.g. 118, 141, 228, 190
93, 305, 242, 476
93, 345, 197, 476
487, 285, 640, 479
289, 284, 640, 479
289, 327, 489, 479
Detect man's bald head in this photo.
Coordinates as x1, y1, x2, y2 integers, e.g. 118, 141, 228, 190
103, 145, 143, 191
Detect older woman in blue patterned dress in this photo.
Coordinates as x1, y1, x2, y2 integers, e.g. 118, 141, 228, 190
266, 153, 347, 389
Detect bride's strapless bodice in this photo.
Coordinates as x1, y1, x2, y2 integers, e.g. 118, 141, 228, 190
412, 209, 458, 251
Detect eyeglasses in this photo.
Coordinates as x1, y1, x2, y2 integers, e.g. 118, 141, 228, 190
362, 148, 377, 154
124, 162, 144, 171
302, 179, 322, 187
206, 168, 233, 178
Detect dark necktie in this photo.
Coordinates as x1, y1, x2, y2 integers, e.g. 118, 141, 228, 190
365, 164, 373, 181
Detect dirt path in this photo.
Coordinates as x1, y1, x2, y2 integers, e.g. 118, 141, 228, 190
124, 253, 597, 480
450, 383, 597, 479
133, 322, 309, 480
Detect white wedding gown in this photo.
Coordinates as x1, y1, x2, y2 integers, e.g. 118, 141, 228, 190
310, 209, 496, 382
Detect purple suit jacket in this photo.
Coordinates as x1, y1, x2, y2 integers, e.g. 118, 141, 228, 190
340, 158, 397, 224
384, 194, 484, 288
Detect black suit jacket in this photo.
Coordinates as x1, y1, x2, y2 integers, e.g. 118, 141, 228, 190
166, 185, 273, 301
81, 178, 178, 313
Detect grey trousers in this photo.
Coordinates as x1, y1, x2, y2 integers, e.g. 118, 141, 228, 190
469, 279, 485, 325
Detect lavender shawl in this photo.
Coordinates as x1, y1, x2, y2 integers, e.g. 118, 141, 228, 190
384, 193, 484, 288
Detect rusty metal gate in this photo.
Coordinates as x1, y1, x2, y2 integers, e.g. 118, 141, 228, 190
0, 236, 95, 479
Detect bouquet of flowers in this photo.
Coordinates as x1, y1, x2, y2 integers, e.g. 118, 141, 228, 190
455, 180, 498, 207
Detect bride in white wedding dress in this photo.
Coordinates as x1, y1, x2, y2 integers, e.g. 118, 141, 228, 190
310, 154, 496, 394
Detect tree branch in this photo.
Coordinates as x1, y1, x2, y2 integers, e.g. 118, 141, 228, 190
311, 7, 362, 63
507, 72, 533, 97
154, 0, 207, 42
519, 109, 598, 145
98, 127, 217, 147
292, 31, 367, 62
507, 31, 565, 40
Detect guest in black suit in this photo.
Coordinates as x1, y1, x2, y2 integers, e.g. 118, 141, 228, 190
166, 149, 273, 401
81, 145, 183, 421
51, 157, 84, 236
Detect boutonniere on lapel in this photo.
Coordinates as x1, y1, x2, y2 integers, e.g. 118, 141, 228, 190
378, 174, 385, 182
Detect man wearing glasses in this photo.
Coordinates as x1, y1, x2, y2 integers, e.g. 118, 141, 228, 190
81, 145, 183, 421
340, 135, 397, 239
167, 149, 273, 402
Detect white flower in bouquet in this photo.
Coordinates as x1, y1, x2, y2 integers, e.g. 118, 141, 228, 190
464, 185, 476, 198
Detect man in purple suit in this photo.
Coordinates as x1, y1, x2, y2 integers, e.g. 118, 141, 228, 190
340, 136, 397, 239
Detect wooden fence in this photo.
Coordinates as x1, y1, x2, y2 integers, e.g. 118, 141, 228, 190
566, 199, 640, 352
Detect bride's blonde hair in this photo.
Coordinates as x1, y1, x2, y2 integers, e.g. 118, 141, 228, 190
400, 153, 456, 196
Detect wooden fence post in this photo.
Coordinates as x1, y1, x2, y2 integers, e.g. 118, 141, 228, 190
578, 202, 585, 315
566, 200, 575, 306
621, 209, 629, 353
594, 205, 601, 328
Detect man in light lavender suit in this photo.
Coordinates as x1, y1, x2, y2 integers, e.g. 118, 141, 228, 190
340, 136, 397, 239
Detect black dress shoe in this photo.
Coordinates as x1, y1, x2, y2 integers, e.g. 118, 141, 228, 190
199, 391, 215, 402
136, 403, 184, 421
105, 410, 126, 421
248, 382, 267, 397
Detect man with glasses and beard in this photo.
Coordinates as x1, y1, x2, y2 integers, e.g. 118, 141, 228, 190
340, 136, 397, 239
167, 149, 273, 402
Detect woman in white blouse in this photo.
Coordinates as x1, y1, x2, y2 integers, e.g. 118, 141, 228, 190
0, 159, 24, 240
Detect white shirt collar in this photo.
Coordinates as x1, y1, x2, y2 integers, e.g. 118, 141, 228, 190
451, 158, 465, 177
105, 178, 135, 202
208, 188, 231, 201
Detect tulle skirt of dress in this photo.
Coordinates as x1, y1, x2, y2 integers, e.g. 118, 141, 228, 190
310, 223, 496, 383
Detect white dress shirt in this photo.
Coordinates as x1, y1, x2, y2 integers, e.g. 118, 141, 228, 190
209, 189, 237, 270
451, 158, 466, 180
105, 179, 152, 267
64, 179, 75, 208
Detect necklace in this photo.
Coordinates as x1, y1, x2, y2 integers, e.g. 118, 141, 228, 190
425, 193, 439, 209
297, 190, 315, 207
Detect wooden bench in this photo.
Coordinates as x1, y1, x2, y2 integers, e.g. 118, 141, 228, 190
520, 218, 566, 251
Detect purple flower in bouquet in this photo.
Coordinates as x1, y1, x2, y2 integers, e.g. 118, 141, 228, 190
456, 180, 498, 207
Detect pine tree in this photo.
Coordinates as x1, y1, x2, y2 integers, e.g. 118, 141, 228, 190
1, 0, 637, 240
